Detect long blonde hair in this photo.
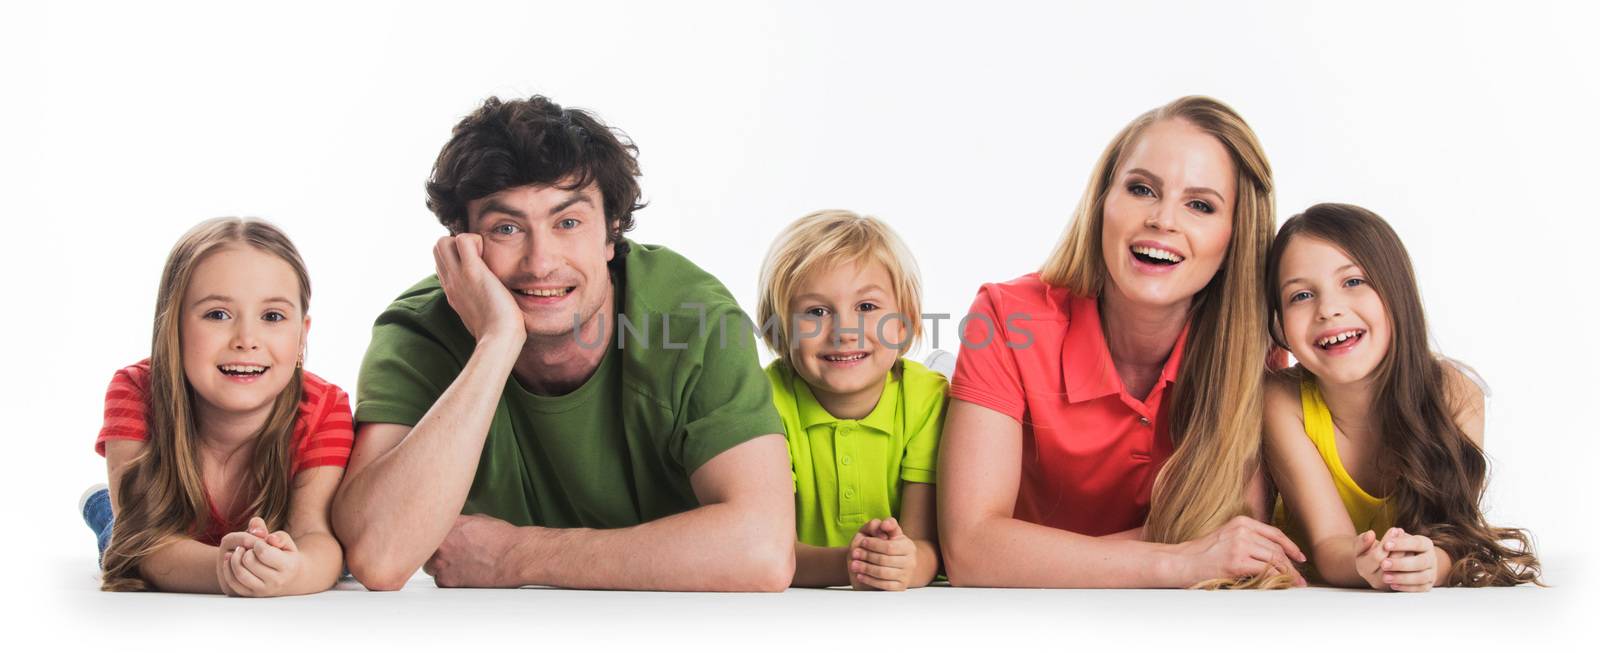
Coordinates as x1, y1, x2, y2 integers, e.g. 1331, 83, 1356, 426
1041, 96, 1282, 588
101, 218, 311, 592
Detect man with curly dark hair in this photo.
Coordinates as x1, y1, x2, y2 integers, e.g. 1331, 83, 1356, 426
334, 96, 794, 591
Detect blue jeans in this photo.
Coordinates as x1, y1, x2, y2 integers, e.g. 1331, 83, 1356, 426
83, 488, 114, 566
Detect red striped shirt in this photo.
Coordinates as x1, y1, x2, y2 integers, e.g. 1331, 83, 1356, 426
94, 360, 355, 544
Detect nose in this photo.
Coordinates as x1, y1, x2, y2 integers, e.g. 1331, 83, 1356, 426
522, 233, 561, 280
1315, 297, 1344, 321
831, 309, 862, 347
230, 319, 260, 351
1144, 199, 1179, 233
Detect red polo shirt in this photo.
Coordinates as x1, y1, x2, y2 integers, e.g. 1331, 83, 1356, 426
949, 274, 1185, 536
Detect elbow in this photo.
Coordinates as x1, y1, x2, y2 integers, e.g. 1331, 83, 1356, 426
938, 523, 987, 588
742, 534, 796, 593
345, 546, 415, 592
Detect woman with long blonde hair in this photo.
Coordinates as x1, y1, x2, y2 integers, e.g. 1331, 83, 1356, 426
938, 96, 1302, 588
87, 218, 355, 595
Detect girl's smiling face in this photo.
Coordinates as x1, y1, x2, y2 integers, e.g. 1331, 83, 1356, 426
180, 246, 309, 423
1275, 235, 1392, 386
786, 259, 904, 415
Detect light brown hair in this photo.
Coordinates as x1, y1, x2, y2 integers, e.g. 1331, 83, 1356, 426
1041, 96, 1283, 588
101, 218, 311, 592
1267, 203, 1542, 586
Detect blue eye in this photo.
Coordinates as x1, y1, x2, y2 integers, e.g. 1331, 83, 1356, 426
203, 309, 230, 320
557, 218, 580, 230
1187, 200, 1214, 214
1128, 183, 1155, 198
1344, 277, 1366, 288
492, 223, 519, 236
1288, 291, 1312, 304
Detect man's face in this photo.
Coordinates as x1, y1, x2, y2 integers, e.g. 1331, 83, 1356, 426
465, 180, 615, 340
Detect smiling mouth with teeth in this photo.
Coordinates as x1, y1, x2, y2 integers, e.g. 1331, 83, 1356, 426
1315, 329, 1366, 349
516, 287, 575, 298
219, 364, 269, 376
821, 352, 869, 362
1131, 246, 1185, 266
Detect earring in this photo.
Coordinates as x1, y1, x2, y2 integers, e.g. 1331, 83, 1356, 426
296, 352, 304, 369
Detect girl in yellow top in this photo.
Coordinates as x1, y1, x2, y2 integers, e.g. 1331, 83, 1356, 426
757, 210, 945, 591
1264, 203, 1541, 591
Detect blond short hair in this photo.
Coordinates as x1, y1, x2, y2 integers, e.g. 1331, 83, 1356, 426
757, 210, 923, 357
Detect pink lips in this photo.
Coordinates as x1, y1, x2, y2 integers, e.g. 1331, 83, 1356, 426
820, 351, 870, 368
1128, 241, 1185, 275
217, 364, 270, 384
1314, 329, 1366, 356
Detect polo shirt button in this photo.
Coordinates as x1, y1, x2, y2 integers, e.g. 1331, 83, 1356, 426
841, 455, 852, 466
1139, 416, 1151, 426
844, 488, 856, 499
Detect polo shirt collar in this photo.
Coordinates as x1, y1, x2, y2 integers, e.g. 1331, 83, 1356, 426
794, 364, 900, 434
1062, 294, 1189, 404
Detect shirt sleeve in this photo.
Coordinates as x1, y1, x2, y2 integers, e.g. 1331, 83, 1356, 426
899, 373, 948, 485
354, 305, 466, 429
95, 365, 150, 456
948, 285, 1027, 422
674, 305, 787, 475
292, 382, 356, 475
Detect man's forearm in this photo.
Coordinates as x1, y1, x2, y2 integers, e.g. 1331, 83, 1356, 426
335, 337, 520, 587
505, 501, 794, 592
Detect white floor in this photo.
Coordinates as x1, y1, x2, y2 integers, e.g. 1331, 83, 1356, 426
24, 553, 1592, 651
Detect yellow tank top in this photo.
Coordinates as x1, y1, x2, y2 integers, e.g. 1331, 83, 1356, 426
1274, 377, 1392, 555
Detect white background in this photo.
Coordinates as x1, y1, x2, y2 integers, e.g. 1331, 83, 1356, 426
5, 1, 1596, 649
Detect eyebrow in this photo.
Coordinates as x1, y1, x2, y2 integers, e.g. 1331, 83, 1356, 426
1126, 167, 1224, 202
189, 294, 296, 308
1278, 264, 1362, 291
475, 192, 596, 224
792, 285, 890, 304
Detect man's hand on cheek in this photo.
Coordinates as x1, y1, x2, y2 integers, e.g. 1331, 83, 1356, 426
434, 234, 525, 347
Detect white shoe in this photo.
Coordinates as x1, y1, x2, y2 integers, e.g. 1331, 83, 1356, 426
79, 483, 109, 515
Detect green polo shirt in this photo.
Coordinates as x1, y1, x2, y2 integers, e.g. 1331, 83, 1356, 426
766, 358, 948, 548
355, 240, 784, 529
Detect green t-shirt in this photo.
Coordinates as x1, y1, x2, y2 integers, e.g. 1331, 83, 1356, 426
355, 241, 784, 529
766, 358, 948, 548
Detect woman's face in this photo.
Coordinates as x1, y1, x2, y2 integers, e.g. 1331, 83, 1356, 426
1100, 118, 1237, 311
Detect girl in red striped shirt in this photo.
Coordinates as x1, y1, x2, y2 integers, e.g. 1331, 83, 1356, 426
86, 218, 354, 595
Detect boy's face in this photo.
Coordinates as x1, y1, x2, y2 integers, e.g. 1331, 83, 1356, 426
786, 259, 905, 412
466, 181, 615, 340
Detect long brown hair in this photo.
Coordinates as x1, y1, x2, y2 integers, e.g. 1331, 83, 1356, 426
101, 218, 312, 592
1041, 97, 1281, 587
1266, 203, 1541, 586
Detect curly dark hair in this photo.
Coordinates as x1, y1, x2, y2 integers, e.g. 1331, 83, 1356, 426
425, 95, 645, 259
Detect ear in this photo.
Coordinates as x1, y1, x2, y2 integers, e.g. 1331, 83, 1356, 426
301, 314, 312, 356
605, 237, 616, 263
